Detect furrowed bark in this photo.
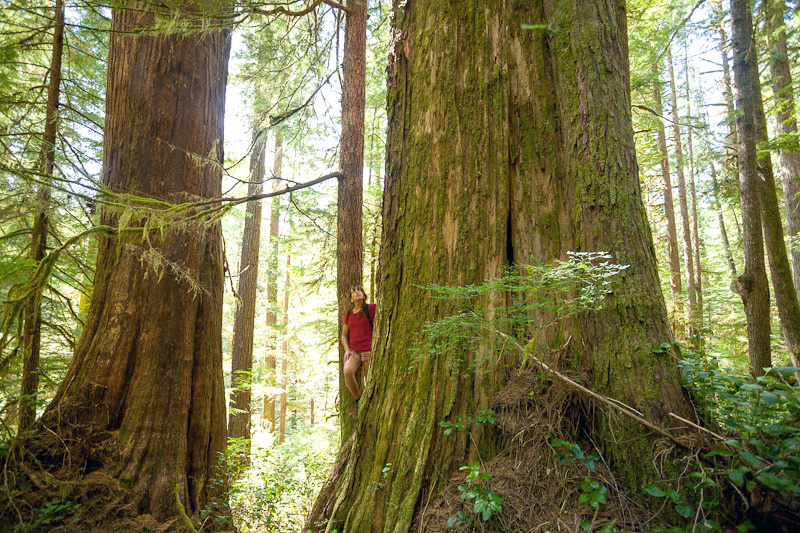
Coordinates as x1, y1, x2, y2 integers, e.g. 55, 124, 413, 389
308, 1, 695, 530
24, 2, 232, 521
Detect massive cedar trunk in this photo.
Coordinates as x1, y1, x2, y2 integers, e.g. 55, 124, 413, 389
263, 134, 282, 434
308, 1, 694, 531
730, 0, 772, 374
651, 64, 683, 317
228, 129, 266, 447
19, 0, 64, 432
336, 0, 367, 440
767, 0, 800, 303
22, 3, 231, 522
667, 45, 699, 328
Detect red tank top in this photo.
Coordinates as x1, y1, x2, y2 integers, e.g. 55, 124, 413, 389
344, 304, 376, 352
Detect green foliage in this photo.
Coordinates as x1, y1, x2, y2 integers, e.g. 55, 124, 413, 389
411, 251, 629, 370
438, 409, 498, 435
447, 462, 503, 527
32, 499, 80, 528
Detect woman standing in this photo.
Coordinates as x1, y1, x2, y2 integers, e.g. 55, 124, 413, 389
341, 285, 376, 400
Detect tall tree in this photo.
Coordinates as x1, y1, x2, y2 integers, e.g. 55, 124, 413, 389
279, 252, 290, 445
264, 133, 282, 434
19, 0, 64, 433
684, 43, 704, 321
710, 161, 738, 278
667, 45, 699, 328
19, 2, 231, 523
652, 63, 683, 317
730, 0, 773, 374
228, 129, 266, 451
309, 1, 694, 530
336, 0, 367, 439
766, 0, 800, 302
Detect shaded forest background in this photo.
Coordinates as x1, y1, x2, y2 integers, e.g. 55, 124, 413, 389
2, 0, 800, 531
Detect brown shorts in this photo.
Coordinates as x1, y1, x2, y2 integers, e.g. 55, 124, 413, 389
355, 350, 372, 363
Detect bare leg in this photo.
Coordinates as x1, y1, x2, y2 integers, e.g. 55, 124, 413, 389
344, 353, 362, 400
362, 359, 370, 379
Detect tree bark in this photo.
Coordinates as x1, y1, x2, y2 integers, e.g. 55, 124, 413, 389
228, 129, 266, 451
337, 0, 367, 441
731, 0, 773, 375
308, 1, 694, 530
278, 253, 290, 445
651, 63, 683, 314
667, 45, 699, 329
767, 0, 800, 304
19, 0, 64, 433
263, 134, 282, 434
23, 3, 231, 521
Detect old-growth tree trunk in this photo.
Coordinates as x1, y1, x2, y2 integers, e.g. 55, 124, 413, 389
308, 1, 695, 531
19, 0, 64, 433
767, 0, 800, 303
337, 0, 367, 440
23, 3, 231, 522
263, 134, 282, 434
667, 45, 699, 329
652, 63, 683, 319
278, 253, 290, 445
731, 0, 773, 374
228, 129, 266, 449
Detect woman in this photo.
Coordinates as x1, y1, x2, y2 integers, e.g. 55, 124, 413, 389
341, 285, 376, 400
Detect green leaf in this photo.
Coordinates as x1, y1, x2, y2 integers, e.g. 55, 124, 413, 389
645, 485, 665, 498
446, 516, 458, 528
666, 489, 683, 504
739, 451, 762, 468
728, 470, 744, 487
675, 504, 692, 518
756, 472, 792, 491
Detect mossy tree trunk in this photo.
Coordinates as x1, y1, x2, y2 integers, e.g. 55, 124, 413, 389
307, 1, 695, 531
767, 0, 800, 304
19, 0, 64, 433
730, 0, 773, 374
228, 129, 266, 450
734, 0, 800, 369
337, 0, 367, 440
24, 2, 231, 522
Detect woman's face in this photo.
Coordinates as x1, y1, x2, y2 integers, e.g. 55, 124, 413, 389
350, 287, 365, 302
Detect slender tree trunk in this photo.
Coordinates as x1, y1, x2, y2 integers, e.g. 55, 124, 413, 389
767, 0, 800, 303
684, 45, 704, 322
337, 0, 367, 440
310, 397, 315, 425
667, 45, 699, 328
19, 0, 64, 433
651, 64, 683, 316
228, 129, 266, 452
263, 134, 282, 434
717, 10, 739, 179
309, 1, 694, 530
731, 0, 773, 375
278, 253, 290, 445
711, 161, 738, 278
21, 3, 232, 522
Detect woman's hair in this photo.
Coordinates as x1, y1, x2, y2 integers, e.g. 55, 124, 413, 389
349, 285, 368, 308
